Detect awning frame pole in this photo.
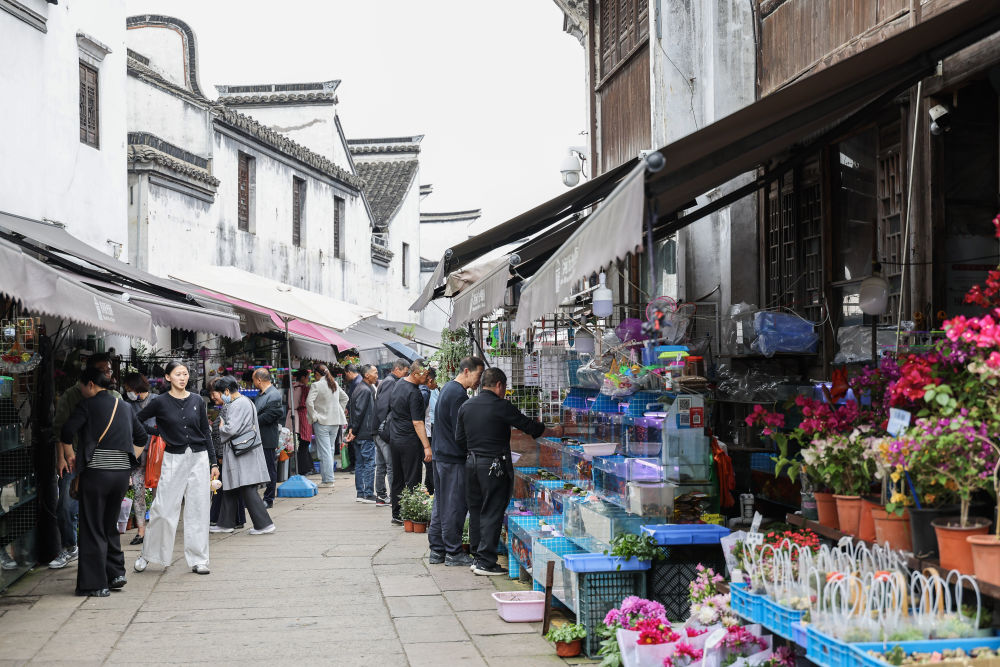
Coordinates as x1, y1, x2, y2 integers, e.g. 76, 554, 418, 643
283, 316, 296, 474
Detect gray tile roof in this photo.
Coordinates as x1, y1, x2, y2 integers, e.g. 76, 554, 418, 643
215, 108, 363, 190
216, 81, 340, 106
353, 159, 419, 228
349, 144, 421, 155
128, 145, 220, 187
127, 56, 211, 107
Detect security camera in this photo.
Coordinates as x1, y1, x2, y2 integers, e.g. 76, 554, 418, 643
929, 104, 951, 135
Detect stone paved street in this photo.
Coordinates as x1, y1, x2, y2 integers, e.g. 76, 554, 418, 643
0, 472, 595, 666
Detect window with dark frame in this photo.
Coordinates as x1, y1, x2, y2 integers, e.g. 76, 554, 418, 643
402, 242, 409, 287
333, 196, 345, 259
238, 152, 253, 232
292, 177, 305, 247
79, 61, 99, 148
597, 0, 649, 80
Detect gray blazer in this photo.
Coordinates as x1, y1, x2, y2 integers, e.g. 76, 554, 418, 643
218, 395, 269, 489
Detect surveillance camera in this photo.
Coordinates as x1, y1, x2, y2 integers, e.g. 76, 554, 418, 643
929, 104, 951, 135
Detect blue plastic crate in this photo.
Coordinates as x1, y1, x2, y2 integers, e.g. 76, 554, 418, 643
807, 626, 854, 667
729, 582, 763, 624
791, 621, 808, 647
852, 637, 1000, 667
750, 452, 777, 474
758, 597, 804, 640
641, 523, 731, 545
563, 553, 651, 572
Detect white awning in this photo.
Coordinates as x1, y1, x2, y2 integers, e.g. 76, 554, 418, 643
169, 265, 377, 331
449, 258, 512, 328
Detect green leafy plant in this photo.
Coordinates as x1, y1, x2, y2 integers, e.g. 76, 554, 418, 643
596, 624, 623, 667
544, 622, 586, 643
430, 328, 473, 377
399, 485, 432, 523
603, 533, 665, 569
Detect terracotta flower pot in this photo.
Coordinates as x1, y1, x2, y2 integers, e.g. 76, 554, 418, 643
555, 639, 582, 658
932, 517, 991, 573
404, 519, 414, 533
814, 492, 840, 531
412, 521, 427, 534
858, 497, 881, 543
968, 534, 1000, 587
872, 508, 912, 551
833, 495, 862, 536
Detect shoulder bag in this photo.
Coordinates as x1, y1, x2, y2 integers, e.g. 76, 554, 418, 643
231, 400, 262, 457
70, 398, 119, 500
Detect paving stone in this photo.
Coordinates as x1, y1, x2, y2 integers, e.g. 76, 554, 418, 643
378, 573, 440, 597
485, 655, 567, 666
404, 641, 487, 666
471, 631, 556, 657
444, 589, 499, 611
459, 610, 541, 635
385, 594, 453, 617
394, 614, 470, 643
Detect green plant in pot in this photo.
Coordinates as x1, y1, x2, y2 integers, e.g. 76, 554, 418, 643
603, 533, 665, 570
545, 622, 586, 657
399, 486, 432, 531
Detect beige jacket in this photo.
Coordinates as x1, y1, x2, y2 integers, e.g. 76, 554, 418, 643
305, 380, 349, 426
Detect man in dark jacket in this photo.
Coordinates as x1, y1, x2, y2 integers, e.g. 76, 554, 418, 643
253, 369, 285, 507
427, 357, 484, 567
346, 364, 378, 502
372, 359, 409, 506
457, 367, 545, 576
342, 364, 363, 471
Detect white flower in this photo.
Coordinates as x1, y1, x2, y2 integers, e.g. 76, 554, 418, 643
696, 605, 718, 625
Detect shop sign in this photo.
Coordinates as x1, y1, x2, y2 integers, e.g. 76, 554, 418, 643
94, 296, 116, 324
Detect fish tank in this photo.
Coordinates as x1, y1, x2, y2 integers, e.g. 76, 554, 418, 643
623, 414, 664, 457
592, 456, 665, 509
663, 428, 712, 483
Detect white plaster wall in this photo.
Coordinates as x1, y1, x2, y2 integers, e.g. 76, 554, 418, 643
236, 104, 350, 169
420, 220, 475, 264
124, 24, 186, 89
0, 0, 128, 254
126, 76, 214, 156
382, 173, 424, 321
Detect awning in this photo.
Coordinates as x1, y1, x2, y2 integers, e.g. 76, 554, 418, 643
449, 257, 515, 328
342, 320, 412, 352
169, 265, 377, 331
513, 162, 647, 331
0, 210, 197, 299
0, 238, 155, 341
374, 318, 441, 349
383, 341, 422, 363
645, 1, 1000, 224
409, 158, 639, 311
288, 335, 336, 363
196, 289, 357, 350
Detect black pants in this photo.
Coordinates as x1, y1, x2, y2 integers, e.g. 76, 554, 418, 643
465, 453, 513, 568
211, 456, 246, 526
389, 440, 424, 520
263, 448, 277, 504
423, 437, 434, 495
77, 467, 130, 591
295, 437, 312, 475
217, 485, 272, 530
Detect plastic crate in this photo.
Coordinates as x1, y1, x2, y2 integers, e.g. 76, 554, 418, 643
531, 537, 586, 611
729, 582, 754, 621
807, 625, 854, 667
750, 452, 777, 474
575, 568, 648, 658
852, 637, 1000, 667
766, 598, 805, 641
791, 621, 808, 647
640, 524, 729, 621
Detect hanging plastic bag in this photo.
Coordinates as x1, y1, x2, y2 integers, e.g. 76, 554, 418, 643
117, 497, 133, 534
340, 443, 350, 470
144, 435, 166, 489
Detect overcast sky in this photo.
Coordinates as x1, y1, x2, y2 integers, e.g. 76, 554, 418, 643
126, 0, 588, 236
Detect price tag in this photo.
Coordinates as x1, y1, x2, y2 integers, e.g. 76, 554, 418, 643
750, 511, 763, 534
887, 408, 912, 437
745, 532, 764, 547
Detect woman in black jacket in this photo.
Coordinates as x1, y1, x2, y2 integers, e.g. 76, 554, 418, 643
59, 366, 148, 597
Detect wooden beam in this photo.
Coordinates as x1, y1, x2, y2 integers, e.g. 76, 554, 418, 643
542, 560, 555, 636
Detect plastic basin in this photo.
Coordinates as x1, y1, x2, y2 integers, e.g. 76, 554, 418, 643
579, 442, 619, 459
492, 591, 546, 622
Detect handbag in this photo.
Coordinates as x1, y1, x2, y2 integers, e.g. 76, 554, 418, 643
70, 398, 119, 500
231, 402, 262, 457
144, 435, 166, 488
377, 416, 392, 445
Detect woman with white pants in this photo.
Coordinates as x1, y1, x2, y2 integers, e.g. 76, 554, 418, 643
134, 361, 219, 575
305, 365, 349, 486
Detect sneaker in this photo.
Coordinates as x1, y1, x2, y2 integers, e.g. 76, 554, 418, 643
360, 496, 378, 504
109, 575, 127, 589
248, 524, 276, 535
191, 564, 210, 575
445, 553, 475, 567
472, 562, 507, 576
320, 481, 335, 488
0, 551, 18, 571
428, 551, 446, 565
390, 517, 404, 526
210, 526, 234, 533
48, 550, 72, 569
133, 556, 148, 573
355, 497, 365, 503
375, 496, 390, 507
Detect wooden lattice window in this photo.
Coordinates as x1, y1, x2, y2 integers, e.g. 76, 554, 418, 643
877, 120, 904, 324
333, 196, 345, 259
764, 159, 824, 322
79, 62, 99, 148
238, 153, 252, 232
598, 0, 649, 80
402, 242, 410, 287
292, 177, 305, 247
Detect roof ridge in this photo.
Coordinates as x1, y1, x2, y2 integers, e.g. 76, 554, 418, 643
128, 144, 220, 187
127, 56, 212, 106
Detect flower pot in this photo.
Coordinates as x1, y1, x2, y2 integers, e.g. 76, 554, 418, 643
833, 495, 861, 536
871, 508, 912, 551
858, 497, 880, 543
800, 491, 819, 521
909, 505, 958, 559
814, 492, 839, 531
932, 517, 991, 573
968, 535, 1000, 587
555, 639, 582, 658
412, 521, 427, 533
404, 519, 414, 533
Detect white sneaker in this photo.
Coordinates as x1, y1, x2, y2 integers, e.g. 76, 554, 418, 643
209, 525, 234, 533
65, 545, 79, 562
134, 556, 148, 572
320, 481, 335, 488
0, 551, 18, 571
191, 564, 210, 575
48, 550, 71, 569
248, 524, 276, 535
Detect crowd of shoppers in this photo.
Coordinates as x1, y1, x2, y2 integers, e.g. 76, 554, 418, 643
52, 349, 545, 596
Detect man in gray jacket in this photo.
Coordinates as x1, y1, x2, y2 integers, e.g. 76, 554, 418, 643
372, 359, 409, 506
345, 365, 378, 502
252, 369, 285, 508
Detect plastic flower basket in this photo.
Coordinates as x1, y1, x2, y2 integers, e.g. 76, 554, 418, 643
791, 621, 808, 647
806, 625, 854, 667
851, 637, 1000, 667
769, 599, 805, 641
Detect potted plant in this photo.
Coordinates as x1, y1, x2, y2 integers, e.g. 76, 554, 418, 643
544, 622, 586, 658
603, 533, 665, 570
399, 486, 419, 532
411, 488, 432, 533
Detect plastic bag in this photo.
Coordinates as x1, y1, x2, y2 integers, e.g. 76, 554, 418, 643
723, 303, 757, 355
117, 497, 133, 534
750, 311, 818, 357
144, 435, 166, 488
576, 355, 609, 389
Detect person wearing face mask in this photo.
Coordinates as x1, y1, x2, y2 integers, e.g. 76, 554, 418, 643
211, 376, 274, 534
133, 361, 219, 575
122, 373, 155, 546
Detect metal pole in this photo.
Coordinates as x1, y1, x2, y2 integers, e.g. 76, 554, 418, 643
284, 317, 297, 476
